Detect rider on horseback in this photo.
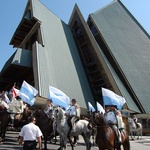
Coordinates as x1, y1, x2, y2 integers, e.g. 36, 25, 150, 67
44, 98, 58, 139
7, 96, 26, 126
44, 99, 55, 117
0, 93, 9, 110
133, 114, 139, 128
66, 99, 80, 132
105, 105, 124, 144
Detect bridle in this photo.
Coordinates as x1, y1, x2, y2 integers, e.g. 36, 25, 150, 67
90, 112, 109, 128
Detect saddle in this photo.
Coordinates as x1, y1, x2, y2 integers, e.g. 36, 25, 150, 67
135, 122, 139, 128
14, 113, 23, 120
67, 117, 79, 130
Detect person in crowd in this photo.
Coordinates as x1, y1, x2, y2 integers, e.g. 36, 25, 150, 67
133, 114, 138, 123
0, 93, 9, 110
65, 99, 80, 132
7, 96, 26, 126
43, 99, 55, 117
133, 114, 138, 127
43, 98, 57, 137
19, 116, 43, 150
105, 105, 124, 144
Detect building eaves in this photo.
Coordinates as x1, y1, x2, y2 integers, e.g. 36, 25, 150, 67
0, 49, 33, 91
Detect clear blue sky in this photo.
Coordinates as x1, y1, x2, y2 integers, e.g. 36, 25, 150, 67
0, 0, 149, 71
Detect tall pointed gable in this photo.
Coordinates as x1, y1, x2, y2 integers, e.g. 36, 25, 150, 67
10, 0, 41, 49
69, 3, 140, 113
88, 0, 150, 113
11, 0, 94, 109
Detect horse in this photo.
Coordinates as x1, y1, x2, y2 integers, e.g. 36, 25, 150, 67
90, 111, 130, 150
13, 107, 34, 129
33, 108, 54, 150
0, 104, 10, 142
53, 106, 92, 150
128, 117, 142, 140
0, 105, 33, 143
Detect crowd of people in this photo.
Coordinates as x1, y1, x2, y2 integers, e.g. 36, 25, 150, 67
0, 87, 82, 149
0, 90, 27, 126
1, 88, 141, 149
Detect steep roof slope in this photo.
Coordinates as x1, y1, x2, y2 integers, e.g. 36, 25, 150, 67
89, 0, 150, 113
30, 0, 94, 109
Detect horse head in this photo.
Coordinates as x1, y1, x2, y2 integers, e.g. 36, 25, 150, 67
53, 106, 66, 120
90, 111, 108, 127
128, 117, 136, 128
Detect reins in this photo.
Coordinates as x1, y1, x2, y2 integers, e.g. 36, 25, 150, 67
91, 113, 109, 129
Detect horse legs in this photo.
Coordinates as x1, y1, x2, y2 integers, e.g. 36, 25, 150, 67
1, 127, 7, 141
67, 136, 75, 150
130, 131, 134, 140
43, 135, 47, 150
58, 134, 68, 150
82, 134, 91, 150
122, 140, 130, 150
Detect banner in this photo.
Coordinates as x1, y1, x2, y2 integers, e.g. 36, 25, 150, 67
88, 102, 96, 112
18, 81, 38, 106
102, 87, 126, 110
9, 86, 19, 98
96, 102, 105, 114
5, 93, 10, 104
49, 86, 70, 109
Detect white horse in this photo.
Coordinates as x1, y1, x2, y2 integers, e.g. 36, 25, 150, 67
128, 117, 142, 140
53, 106, 92, 150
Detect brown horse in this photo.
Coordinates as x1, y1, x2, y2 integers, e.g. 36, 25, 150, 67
0, 104, 10, 142
33, 108, 54, 150
90, 111, 130, 150
0, 105, 33, 142
13, 107, 33, 128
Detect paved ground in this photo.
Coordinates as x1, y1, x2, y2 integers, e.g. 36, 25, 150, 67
0, 131, 150, 149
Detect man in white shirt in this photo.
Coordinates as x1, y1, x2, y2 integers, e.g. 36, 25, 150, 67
105, 105, 124, 144
66, 99, 80, 132
19, 116, 43, 150
0, 98, 9, 110
7, 96, 26, 126
44, 99, 54, 117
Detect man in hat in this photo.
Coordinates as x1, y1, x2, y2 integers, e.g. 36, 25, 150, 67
105, 105, 124, 144
44, 99, 55, 117
7, 96, 26, 126
0, 92, 9, 110
66, 99, 80, 132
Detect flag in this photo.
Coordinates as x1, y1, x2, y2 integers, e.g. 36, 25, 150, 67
96, 102, 105, 114
49, 86, 70, 109
88, 102, 96, 112
9, 86, 19, 98
102, 87, 126, 110
4, 93, 10, 104
18, 80, 38, 106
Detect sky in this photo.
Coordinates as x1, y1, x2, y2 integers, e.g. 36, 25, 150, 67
0, 0, 149, 71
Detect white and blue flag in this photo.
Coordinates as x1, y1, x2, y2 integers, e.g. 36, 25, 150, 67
96, 102, 105, 114
49, 86, 70, 109
18, 80, 38, 106
102, 87, 126, 110
88, 102, 96, 112
5, 93, 10, 104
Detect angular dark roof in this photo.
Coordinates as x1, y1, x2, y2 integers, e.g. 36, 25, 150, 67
0, 48, 33, 91
89, 0, 150, 113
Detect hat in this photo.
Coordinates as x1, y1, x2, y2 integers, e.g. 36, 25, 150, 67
48, 99, 53, 102
71, 99, 77, 102
16, 96, 21, 100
